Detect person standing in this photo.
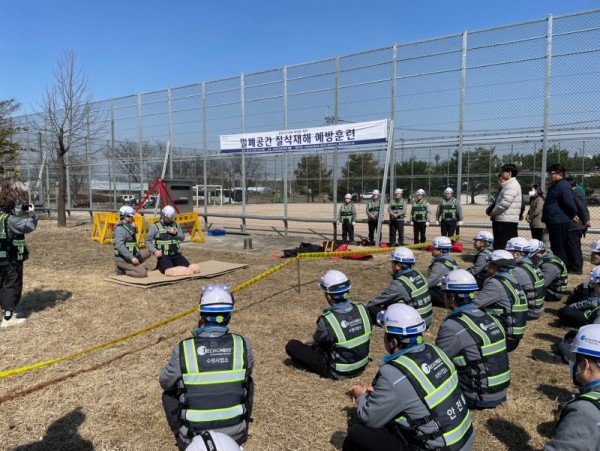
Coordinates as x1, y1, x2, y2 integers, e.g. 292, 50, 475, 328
545, 324, 600, 451
0, 181, 38, 328
365, 190, 382, 246
436, 187, 463, 238
344, 304, 475, 451
388, 188, 406, 246
338, 193, 357, 244
159, 285, 253, 449
285, 270, 372, 379
525, 184, 546, 241
542, 163, 579, 264
410, 189, 430, 244
436, 269, 510, 410
566, 177, 591, 275
488, 164, 522, 250
114, 205, 151, 277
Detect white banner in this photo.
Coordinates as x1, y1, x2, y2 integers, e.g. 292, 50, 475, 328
220, 119, 387, 154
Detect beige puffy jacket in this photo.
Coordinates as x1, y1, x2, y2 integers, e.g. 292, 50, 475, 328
526, 195, 545, 228
491, 177, 522, 223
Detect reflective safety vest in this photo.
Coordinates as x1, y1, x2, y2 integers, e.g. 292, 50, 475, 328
447, 309, 511, 396
411, 200, 428, 222
0, 213, 28, 262
558, 389, 600, 424
367, 199, 381, 217
339, 203, 354, 222
389, 199, 406, 218
155, 222, 181, 255
113, 222, 140, 258
179, 333, 250, 433
516, 260, 546, 310
473, 249, 492, 284
388, 344, 474, 451
538, 254, 568, 295
321, 302, 372, 375
429, 255, 459, 286
486, 273, 528, 341
394, 269, 433, 321
440, 198, 458, 220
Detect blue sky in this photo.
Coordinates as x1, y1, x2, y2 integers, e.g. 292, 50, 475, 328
2, 0, 598, 114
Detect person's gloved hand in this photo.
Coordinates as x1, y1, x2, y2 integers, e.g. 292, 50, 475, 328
457, 221, 463, 226
436, 221, 440, 226
425, 221, 430, 226
351, 222, 355, 226
28, 204, 35, 212
410, 221, 414, 226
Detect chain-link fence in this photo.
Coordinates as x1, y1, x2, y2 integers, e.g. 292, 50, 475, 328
12, 9, 600, 244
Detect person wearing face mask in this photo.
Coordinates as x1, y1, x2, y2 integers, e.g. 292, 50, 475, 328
344, 304, 475, 451
526, 184, 546, 241
488, 164, 522, 250
545, 324, 600, 451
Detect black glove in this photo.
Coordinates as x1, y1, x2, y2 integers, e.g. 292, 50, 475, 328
21, 203, 30, 212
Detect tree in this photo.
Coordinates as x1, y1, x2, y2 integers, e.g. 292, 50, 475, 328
0, 100, 22, 179
294, 155, 332, 195
37, 50, 104, 227
339, 152, 381, 198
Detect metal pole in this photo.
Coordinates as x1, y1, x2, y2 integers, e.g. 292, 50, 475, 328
202, 82, 208, 216
376, 120, 394, 246
111, 99, 117, 210
240, 74, 246, 227
138, 94, 144, 198
86, 106, 92, 207
332, 55, 340, 217
283, 66, 289, 235
540, 15, 553, 193
456, 30, 467, 201
390, 44, 397, 199
168, 88, 173, 179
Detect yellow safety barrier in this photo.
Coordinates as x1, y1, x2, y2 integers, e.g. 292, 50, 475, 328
91, 212, 103, 242
0, 236, 457, 379
94, 213, 146, 246
147, 212, 205, 244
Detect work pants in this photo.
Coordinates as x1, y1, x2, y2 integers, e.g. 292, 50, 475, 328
565, 230, 584, 274
285, 339, 330, 377
413, 222, 427, 244
0, 261, 24, 314
367, 219, 379, 244
389, 219, 404, 245
547, 222, 571, 264
440, 219, 457, 238
429, 286, 445, 308
343, 423, 410, 451
341, 221, 354, 243
492, 221, 518, 250
558, 306, 589, 328
158, 253, 191, 274
116, 249, 151, 277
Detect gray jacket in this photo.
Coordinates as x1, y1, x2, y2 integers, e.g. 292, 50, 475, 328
473, 271, 523, 310
4, 211, 38, 235
491, 177, 522, 223
113, 221, 138, 262
526, 195, 545, 229
145, 220, 185, 254
427, 254, 459, 288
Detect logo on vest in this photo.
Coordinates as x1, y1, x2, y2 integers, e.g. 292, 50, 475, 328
480, 322, 490, 331
341, 318, 362, 329
197, 346, 232, 356
421, 362, 431, 374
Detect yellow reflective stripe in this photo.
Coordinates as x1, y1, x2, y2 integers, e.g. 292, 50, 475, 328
183, 369, 246, 385
324, 313, 345, 343
443, 409, 472, 446
337, 334, 371, 349
183, 339, 199, 373
453, 355, 467, 367
416, 303, 433, 317
512, 325, 526, 335
0, 214, 7, 239
394, 357, 435, 393
185, 404, 244, 422
499, 279, 528, 312
336, 356, 369, 372
398, 275, 428, 297
458, 315, 491, 346
232, 335, 244, 370
487, 369, 511, 387
357, 304, 373, 335
424, 372, 459, 408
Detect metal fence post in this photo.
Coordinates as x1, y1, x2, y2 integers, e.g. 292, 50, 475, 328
456, 30, 467, 202
540, 14, 553, 193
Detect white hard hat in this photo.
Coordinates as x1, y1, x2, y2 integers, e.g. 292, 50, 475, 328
590, 266, 600, 286
473, 231, 494, 244
570, 324, 600, 363
591, 241, 600, 253
442, 269, 479, 292
200, 285, 234, 313
372, 189, 380, 196
390, 247, 415, 264
344, 193, 352, 199
119, 206, 135, 217
415, 189, 425, 196
444, 187, 454, 194
383, 304, 426, 336
486, 249, 516, 267
186, 431, 241, 451
432, 236, 453, 250
394, 188, 403, 195
505, 237, 531, 253
319, 270, 351, 300
529, 239, 545, 254
162, 205, 176, 218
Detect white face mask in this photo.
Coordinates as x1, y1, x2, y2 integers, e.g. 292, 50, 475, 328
529, 190, 536, 197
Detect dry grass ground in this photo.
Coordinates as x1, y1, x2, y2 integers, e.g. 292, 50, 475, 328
0, 217, 590, 450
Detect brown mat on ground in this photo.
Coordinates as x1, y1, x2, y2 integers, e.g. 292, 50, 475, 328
105, 260, 249, 288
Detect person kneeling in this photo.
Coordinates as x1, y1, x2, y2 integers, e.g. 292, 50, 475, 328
286, 270, 372, 379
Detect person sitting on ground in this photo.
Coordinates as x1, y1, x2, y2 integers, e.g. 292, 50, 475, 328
505, 237, 545, 320
366, 247, 432, 327
113, 206, 151, 277
473, 250, 528, 352
146, 206, 200, 276
545, 324, 600, 451
427, 236, 460, 307
529, 239, 568, 303
344, 304, 475, 451
159, 285, 253, 450
564, 242, 600, 307
436, 269, 510, 410
558, 266, 600, 329
285, 270, 372, 379
466, 231, 494, 288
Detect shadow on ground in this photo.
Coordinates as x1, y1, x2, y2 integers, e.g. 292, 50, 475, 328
18, 289, 72, 316
537, 384, 572, 403
487, 418, 534, 451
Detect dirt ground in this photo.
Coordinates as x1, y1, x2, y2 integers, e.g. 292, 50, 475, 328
0, 216, 591, 451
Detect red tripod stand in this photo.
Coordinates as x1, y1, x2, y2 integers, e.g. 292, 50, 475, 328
135, 178, 191, 233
